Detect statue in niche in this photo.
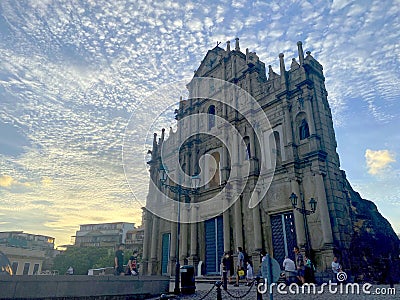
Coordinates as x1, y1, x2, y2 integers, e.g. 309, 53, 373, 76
299, 119, 310, 140
298, 97, 304, 110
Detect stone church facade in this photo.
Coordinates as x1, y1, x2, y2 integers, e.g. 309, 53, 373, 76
142, 39, 399, 280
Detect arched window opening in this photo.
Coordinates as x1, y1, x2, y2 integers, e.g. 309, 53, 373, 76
208, 105, 216, 129
299, 119, 310, 140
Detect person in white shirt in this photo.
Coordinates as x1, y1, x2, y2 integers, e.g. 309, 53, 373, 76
331, 256, 342, 282
245, 261, 254, 286
283, 256, 297, 284
283, 256, 296, 272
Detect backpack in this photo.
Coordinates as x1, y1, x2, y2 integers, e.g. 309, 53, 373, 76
131, 257, 137, 269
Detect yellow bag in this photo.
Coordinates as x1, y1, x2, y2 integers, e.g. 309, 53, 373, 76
238, 269, 245, 277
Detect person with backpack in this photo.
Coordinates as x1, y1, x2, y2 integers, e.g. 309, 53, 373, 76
234, 247, 245, 287
127, 250, 139, 276
304, 254, 315, 283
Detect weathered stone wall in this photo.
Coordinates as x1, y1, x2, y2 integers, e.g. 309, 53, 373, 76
0, 275, 169, 299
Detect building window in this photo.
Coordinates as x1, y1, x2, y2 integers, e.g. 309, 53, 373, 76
11, 262, 18, 274
23, 262, 30, 275
33, 263, 40, 275
244, 136, 251, 160
299, 119, 310, 140
208, 105, 216, 129
210, 152, 221, 187
270, 131, 282, 165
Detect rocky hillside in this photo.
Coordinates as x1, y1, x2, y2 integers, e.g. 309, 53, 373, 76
345, 178, 400, 283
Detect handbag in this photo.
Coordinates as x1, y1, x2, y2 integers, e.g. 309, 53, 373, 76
238, 269, 245, 277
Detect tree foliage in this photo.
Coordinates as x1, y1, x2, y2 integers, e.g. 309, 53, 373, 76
53, 247, 116, 275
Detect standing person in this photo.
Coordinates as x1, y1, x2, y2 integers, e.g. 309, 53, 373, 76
260, 250, 267, 263
66, 266, 74, 275
229, 250, 234, 281
245, 260, 254, 286
221, 252, 232, 284
293, 246, 305, 284
220, 252, 231, 289
331, 256, 342, 282
234, 247, 245, 287
114, 243, 125, 276
304, 255, 315, 283
127, 250, 139, 276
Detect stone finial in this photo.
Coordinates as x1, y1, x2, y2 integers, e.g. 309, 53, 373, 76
291, 58, 300, 70
160, 128, 165, 142
235, 37, 240, 51
152, 133, 157, 150
279, 53, 287, 85
297, 41, 304, 65
268, 65, 274, 79
226, 40, 231, 52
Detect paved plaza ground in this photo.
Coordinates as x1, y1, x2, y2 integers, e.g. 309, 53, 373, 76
149, 281, 399, 300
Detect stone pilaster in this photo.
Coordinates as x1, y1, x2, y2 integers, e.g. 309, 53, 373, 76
290, 178, 306, 248
141, 208, 151, 275
314, 172, 334, 247
234, 197, 243, 249
148, 215, 159, 275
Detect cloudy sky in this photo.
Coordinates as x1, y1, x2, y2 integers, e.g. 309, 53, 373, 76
0, 0, 399, 246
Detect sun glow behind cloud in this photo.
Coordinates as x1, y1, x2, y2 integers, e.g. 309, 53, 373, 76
0, 0, 399, 245
365, 149, 396, 175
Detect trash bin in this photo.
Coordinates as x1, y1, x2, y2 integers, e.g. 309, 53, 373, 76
180, 265, 195, 294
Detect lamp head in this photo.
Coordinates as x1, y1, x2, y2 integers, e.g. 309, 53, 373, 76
309, 197, 317, 212
159, 165, 167, 183
289, 192, 298, 207
191, 174, 201, 190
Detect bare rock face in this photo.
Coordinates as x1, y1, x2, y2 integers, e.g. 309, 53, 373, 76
345, 179, 400, 283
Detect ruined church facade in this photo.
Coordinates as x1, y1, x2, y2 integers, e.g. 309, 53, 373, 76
141, 39, 399, 279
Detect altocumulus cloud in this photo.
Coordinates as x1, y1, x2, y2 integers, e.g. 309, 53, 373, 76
365, 149, 396, 175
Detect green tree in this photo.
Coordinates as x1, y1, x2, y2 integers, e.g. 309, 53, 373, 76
53, 247, 115, 275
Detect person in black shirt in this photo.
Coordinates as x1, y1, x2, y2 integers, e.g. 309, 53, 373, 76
114, 244, 125, 276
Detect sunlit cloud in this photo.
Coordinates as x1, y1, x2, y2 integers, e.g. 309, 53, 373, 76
365, 149, 396, 175
0, 175, 14, 187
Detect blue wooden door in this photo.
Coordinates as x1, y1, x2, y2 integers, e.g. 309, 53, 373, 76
271, 212, 297, 266
161, 233, 170, 275
205, 216, 224, 274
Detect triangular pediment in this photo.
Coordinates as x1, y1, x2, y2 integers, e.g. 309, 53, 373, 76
195, 46, 225, 77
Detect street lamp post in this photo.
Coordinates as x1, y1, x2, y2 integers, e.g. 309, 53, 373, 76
159, 166, 200, 295
289, 192, 317, 256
